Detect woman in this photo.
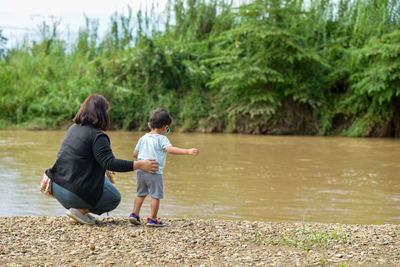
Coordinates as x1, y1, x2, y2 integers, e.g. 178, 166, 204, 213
45, 94, 158, 225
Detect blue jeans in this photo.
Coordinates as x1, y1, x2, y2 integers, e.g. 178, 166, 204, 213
52, 177, 121, 215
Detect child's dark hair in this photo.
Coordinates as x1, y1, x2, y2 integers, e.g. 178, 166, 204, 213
149, 108, 172, 129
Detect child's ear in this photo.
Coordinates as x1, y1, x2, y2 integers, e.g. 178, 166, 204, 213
148, 122, 151, 129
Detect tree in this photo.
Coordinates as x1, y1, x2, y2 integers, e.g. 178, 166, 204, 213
205, 0, 329, 134
0, 29, 7, 56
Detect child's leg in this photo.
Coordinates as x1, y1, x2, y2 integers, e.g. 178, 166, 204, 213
133, 195, 146, 216
134, 170, 148, 217
150, 198, 160, 220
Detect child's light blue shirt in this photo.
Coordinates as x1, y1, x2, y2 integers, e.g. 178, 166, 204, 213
135, 133, 172, 174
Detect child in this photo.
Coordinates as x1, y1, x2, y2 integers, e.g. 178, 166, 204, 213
129, 108, 199, 227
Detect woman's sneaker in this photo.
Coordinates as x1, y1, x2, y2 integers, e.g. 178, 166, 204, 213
128, 213, 142, 225
146, 218, 164, 227
66, 208, 95, 225
87, 213, 96, 222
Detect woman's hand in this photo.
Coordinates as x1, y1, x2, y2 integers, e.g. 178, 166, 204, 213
105, 170, 115, 183
134, 159, 159, 173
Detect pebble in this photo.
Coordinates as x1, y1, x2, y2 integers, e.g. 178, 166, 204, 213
0, 216, 399, 266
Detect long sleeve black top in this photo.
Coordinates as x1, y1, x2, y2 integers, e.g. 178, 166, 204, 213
46, 123, 133, 206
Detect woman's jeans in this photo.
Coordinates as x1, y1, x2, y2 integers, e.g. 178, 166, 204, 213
52, 177, 121, 215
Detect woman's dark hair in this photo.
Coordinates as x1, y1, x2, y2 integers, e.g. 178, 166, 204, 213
149, 108, 172, 129
73, 94, 110, 131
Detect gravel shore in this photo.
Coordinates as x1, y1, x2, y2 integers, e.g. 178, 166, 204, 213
0, 216, 399, 266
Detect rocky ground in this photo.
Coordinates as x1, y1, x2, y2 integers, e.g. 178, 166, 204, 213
0, 216, 399, 266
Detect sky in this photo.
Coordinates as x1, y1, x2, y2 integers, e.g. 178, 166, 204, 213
0, 0, 168, 48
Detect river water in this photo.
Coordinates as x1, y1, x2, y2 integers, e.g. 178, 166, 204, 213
0, 130, 399, 224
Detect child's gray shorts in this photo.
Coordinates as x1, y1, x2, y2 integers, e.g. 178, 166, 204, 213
136, 170, 164, 199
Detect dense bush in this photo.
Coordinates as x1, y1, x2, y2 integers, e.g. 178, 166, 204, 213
1, 0, 399, 136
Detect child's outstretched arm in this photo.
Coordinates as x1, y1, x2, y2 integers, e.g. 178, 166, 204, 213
165, 146, 199, 156
133, 149, 139, 159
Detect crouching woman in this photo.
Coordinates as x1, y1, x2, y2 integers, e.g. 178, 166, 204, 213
45, 94, 158, 225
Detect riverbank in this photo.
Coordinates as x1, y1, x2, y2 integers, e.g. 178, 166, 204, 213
0, 217, 399, 266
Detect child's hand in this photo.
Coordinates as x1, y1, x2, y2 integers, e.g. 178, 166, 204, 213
188, 148, 199, 156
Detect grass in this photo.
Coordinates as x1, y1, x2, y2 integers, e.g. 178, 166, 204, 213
250, 229, 262, 245
252, 220, 350, 251
320, 258, 329, 265
179, 215, 189, 222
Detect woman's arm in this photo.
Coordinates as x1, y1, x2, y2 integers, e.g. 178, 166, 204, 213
165, 146, 199, 156
134, 159, 158, 173
93, 135, 158, 173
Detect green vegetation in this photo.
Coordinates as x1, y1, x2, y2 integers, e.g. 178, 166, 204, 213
180, 215, 189, 222
0, 30, 6, 55
319, 258, 329, 265
258, 221, 350, 251
1, 0, 400, 136
250, 229, 263, 245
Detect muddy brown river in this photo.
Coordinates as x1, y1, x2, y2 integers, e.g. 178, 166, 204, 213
0, 130, 399, 224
